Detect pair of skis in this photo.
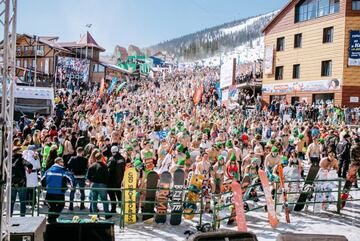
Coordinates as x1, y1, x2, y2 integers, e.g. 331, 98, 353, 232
124, 168, 185, 225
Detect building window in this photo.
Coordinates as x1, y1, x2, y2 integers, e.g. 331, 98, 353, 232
294, 33, 302, 48
321, 60, 332, 76
275, 66, 284, 80
323, 27, 333, 43
353, 0, 360, 10
276, 37, 285, 51
98, 65, 105, 72
295, 0, 340, 22
24, 60, 28, 68
32, 59, 36, 68
16, 59, 21, 67
293, 64, 300, 79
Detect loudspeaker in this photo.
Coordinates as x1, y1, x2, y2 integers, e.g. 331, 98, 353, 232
10, 216, 46, 241
188, 230, 258, 241
276, 233, 348, 241
45, 222, 114, 241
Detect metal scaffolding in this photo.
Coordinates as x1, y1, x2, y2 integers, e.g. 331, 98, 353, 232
0, 0, 16, 241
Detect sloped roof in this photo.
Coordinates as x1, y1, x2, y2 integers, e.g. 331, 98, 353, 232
16, 34, 72, 53
262, 0, 298, 34
58, 31, 105, 52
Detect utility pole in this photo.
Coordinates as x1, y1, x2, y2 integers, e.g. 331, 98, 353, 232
0, 1, 17, 241
33, 35, 38, 87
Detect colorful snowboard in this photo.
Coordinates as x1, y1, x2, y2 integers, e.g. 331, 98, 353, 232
294, 164, 320, 211
155, 171, 172, 223
183, 173, 204, 220
142, 171, 159, 221
340, 163, 359, 209
170, 169, 185, 225
231, 181, 248, 232
258, 170, 278, 228
278, 165, 290, 223
124, 167, 137, 224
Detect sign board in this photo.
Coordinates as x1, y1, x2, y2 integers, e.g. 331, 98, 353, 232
220, 59, 234, 89
349, 30, 360, 66
350, 96, 359, 103
262, 79, 341, 93
264, 45, 274, 74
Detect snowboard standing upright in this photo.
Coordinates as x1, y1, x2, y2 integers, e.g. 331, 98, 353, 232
294, 164, 320, 211
142, 171, 159, 221
124, 167, 137, 224
231, 181, 248, 232
258, 170, 278, 228
155, 171, 172, 223
170, 169, 185, 225
183, 173, 204, 220
278, 165, 290, 223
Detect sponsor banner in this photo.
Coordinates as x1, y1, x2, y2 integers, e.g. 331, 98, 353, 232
264, 45, 274, 74
350, 96, 359, 103
220, 59, 234, 89
349, 30, 360, 66
229, 85, 238, 100
56, 56, 90, 82
262, 79, 341, 93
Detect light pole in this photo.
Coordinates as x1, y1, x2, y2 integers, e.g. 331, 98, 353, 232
33, 35, 39, 87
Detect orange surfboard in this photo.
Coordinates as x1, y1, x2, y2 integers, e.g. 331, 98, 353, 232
258, 170, 279, 228
231, 181, 248, 232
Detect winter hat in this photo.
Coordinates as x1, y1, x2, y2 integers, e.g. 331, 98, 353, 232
281, 156, 289, 165
230, 152, 236, 161
125, 145, 133, 151
226, 140, 233, 149
111, 146, 119, 153
319, 138, 325, 144
218, 155, 224, 161
251, 158, 258, 164
185, 150, 190, 159
143, 152, 154, 160
176, 144, 185, 153
177, 158, 185, 166
298, 134, 304, 139
271, 146, 279, 153
134, 159, 143, 168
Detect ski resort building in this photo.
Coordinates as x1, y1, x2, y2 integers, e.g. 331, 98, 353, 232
262, 0, 360, 107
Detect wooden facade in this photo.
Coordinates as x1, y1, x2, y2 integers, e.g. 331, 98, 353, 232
263, 0, 360, 107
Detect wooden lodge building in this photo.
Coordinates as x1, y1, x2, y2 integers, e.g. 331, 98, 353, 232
262, 0, 360, 107
14, 32, 129, 87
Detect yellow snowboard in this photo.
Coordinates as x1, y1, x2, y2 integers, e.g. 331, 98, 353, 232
124, 167, 137, 224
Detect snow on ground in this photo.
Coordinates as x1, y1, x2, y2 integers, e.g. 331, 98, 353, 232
219, 11, 278, 35
116, 195, 360, 241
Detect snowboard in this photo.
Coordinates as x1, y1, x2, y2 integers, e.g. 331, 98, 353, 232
124, 167, 137, 224
278, 165, 290, 223
231, 181, 248, 232
294, 164, 320, 211
155, 171, 172, 223
340, 163, 359, 209
183, 173, 204, 220
170, 169, 185, 225
258, 170, 278, 228
142, 171, 159, 221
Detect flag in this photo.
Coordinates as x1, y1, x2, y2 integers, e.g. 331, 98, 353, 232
107, 77, 118, 94
193, 85, 203, 105
99, 78, 105, 98
115, 82, 127, 94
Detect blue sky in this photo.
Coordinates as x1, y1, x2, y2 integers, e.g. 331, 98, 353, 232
17, 0, 287, 53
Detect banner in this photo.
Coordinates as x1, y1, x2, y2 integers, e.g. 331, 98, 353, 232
348, 30, 360, 66
56, 56, 90, 82
107, 77, 118, 94
220, 59, 234, 89
99, 78, 105, 98
262, 79, 341, 93
264, 45, 274, 74
229, 85, 238, 100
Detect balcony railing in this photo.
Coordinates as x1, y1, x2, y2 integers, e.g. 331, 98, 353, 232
16, 49, 45, 57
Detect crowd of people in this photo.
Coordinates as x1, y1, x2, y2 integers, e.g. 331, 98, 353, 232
10, 66, 360, 224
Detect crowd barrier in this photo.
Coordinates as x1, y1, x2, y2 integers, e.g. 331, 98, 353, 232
10, 177, 359, 230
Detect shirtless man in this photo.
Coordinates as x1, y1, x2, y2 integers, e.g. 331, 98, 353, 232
195, 152, 212, 212
307, 138, 322, 165
319, 150, 339, 171
264, 146, 281, 182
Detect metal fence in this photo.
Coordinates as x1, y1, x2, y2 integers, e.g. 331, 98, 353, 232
10, 178, 359, 230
